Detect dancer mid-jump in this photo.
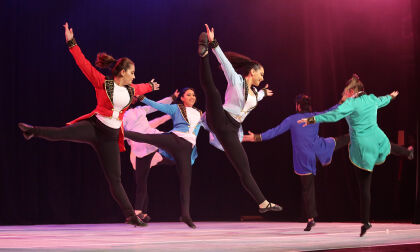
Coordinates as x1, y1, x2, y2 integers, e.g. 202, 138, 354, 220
197, 24, 282, 213
18, 22, 159, 227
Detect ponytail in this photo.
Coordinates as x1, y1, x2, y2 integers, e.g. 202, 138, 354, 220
223, 51, 262, 77
95, 52, 116, 69
95, 52, 134, 77
344, 73, 365, 93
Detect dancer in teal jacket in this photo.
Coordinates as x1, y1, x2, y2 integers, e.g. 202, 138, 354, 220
298, 74, 399, 237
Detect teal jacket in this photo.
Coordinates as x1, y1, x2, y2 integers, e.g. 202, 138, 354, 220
314, 94, 392, 171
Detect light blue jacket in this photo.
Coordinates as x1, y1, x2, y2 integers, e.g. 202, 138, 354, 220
141, 97, 202, 164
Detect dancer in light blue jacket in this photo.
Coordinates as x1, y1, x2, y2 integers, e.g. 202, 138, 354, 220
125, 87, 202, 229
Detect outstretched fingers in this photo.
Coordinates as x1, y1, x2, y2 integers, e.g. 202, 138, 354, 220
150, 79, 160, 91
242, 131, 254, 142
263, 84, 274, 96
390, 91, 399, 99
297, 118, 308, 127
173, 89, 180, 98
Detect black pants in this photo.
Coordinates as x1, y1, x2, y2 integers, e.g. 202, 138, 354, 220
134, 152, 155, 212
354, 167, 373, 225
300, 174, 318, 219
391, 143, 412, 158
199, 55, 266, 204
134, 152, 174, 212
124, 132, 193, 218
297, 134, 349, 220
32, 117, 135, 218
334, 134, 350, 150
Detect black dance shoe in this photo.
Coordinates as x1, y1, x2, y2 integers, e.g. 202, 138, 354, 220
180, 216, 196, 229
408, 146, 414, 160
137, 213, 152, 223
360, 222, 372, 237
304, 220, 316, 231
198, 32, 208, 57
258, 202, 283, 214
18, 122, 35, 140
125, 215, 147, 227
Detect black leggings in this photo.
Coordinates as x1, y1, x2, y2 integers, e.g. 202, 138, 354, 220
124, 131, 193, 218
134, 152, 155, 212
351, 143, 410, 225
335, 134, 411, 158
334, 134, 350, 150
199, 55, 266, 204
300, 174, 317, 219
32, 116, 135, 218
297, 134, 350, 220
391, 143, 412, 158
354, 167, 372, 225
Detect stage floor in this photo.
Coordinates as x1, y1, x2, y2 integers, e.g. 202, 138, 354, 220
1, 222, 420, 251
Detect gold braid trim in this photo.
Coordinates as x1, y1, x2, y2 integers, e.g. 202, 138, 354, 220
255, 134, 262, 142
177, 104, 189, 124
104, 80, 114, 105
307, 116, 316, 124
67, 38, 77, 48
147, 81, 155, 90
137, 95, 146, 102
122, 85, 135, 111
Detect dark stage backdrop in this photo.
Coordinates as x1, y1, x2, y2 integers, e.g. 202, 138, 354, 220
1, 0, 419, 225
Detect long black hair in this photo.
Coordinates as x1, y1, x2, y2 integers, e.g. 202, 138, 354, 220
223, 51, 262, 78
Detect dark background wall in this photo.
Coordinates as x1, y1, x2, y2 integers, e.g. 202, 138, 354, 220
1, 0, 419, 224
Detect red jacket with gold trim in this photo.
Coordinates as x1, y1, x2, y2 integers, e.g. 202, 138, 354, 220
67, 44, 153, 152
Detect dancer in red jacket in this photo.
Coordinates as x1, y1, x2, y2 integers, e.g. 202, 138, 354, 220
18, 22, 159, 226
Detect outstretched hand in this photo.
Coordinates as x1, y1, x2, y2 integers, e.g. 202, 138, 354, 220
150, 79, 160, 91
297, 118, 308, 127
390, 91, 399, 99
205, 24, 214, 42
242, 131, 256, 142
63, 22, 74, 42
173, 89, 180, 98
263, 84, 273, 96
